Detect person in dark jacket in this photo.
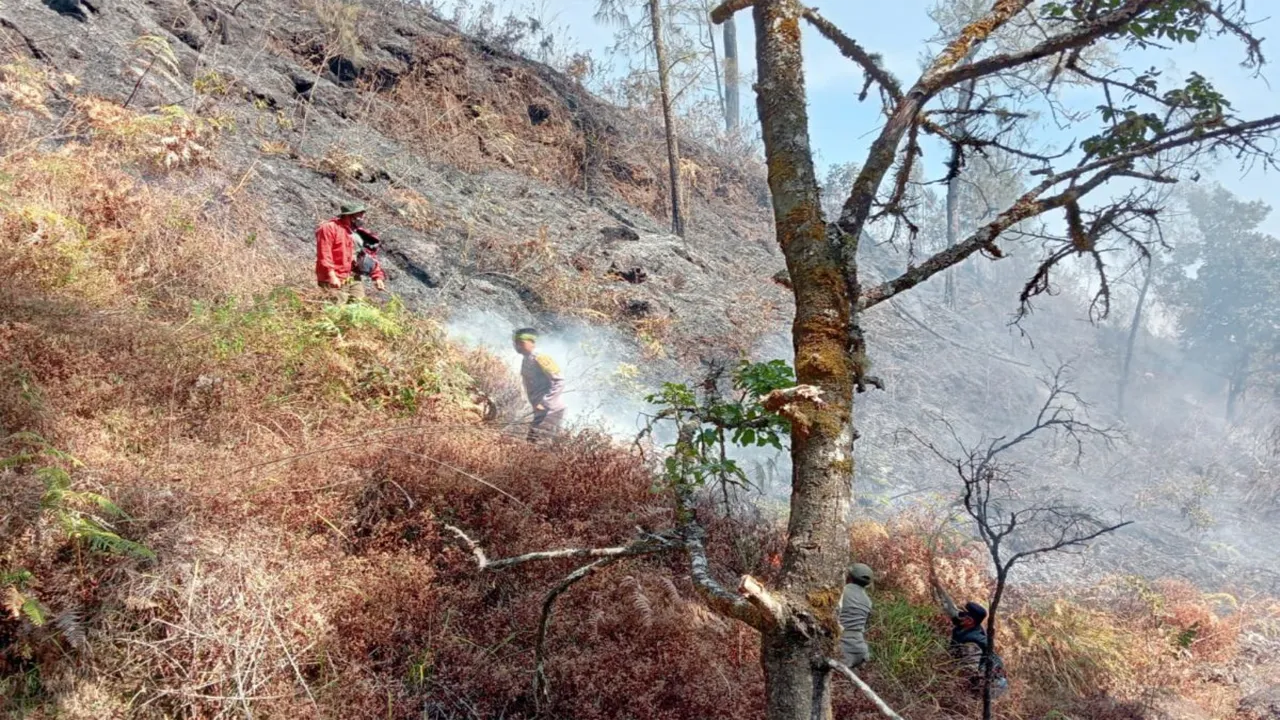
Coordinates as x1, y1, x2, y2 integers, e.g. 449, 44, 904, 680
838, 563, 874, 668
948, 601, 1008, 699
512, 328, 565, 443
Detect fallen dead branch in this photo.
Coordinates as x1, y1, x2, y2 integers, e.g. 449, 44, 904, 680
828, 659, 907, 720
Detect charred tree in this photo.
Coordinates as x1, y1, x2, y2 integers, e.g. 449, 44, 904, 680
649, 0, 687, 237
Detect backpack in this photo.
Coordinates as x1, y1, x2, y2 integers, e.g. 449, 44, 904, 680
352, 228, 380, 277
353, 247, 377, 276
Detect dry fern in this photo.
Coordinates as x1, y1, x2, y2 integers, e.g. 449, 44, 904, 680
622, 575, 653, 630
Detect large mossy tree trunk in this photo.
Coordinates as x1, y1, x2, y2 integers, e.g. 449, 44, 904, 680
752, 1, 854, 718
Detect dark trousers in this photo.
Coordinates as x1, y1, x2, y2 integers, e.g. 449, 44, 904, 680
527, 408, 564, 444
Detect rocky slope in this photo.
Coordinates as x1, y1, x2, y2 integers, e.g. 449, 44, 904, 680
4, 0, 1277, 608
1, 0, 786, 361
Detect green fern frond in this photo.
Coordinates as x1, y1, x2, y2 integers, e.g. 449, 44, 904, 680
74, 518, 155, 560
1, 569, 34, 587
2, 431, 82, 468
0, 451, 37, 470
77, 491, 128, 518
48, 502, 155, 560
21, 597, 48, 626
37, 465, 71, 491
3, 586, 47, 627
317, 302, 404, 338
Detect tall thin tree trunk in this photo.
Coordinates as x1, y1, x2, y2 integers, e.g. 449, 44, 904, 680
723, 14, 739, 132
649, 0, 686, 237
703, 0, 726, 121
752, 1, 856, 718
982, 572, 1008, 720
1228, 365, 1248, 424
943, 75, 977, 309
1117, 262, 1152, 417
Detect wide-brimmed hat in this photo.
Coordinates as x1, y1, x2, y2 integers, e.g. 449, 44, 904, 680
338, 202, 368, 216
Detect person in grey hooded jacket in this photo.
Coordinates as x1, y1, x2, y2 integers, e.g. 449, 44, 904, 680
838, 563, 874, 668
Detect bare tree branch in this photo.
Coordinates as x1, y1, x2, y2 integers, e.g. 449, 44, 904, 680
1005, 519, 1134, 567
739, 574, 787, 625
914, 364, 1131, 719
932, 0, 1162, 93
833, 0, 1037, 245
443, 524, 677, 571
857, 165, 1118, 310
827, 659, 908, 720
802, 8, 901, 103
709, 0, 754, 24
444, 523, 682, 706
533, 558, 615, 705
857, 110, 1280, 312
682, 520, 765, 628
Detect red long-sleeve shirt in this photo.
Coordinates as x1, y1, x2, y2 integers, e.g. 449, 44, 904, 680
315, 218, 355, 285
315, 219, 385, 284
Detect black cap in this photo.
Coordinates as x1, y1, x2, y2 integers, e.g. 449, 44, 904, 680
961, 602, 987, 622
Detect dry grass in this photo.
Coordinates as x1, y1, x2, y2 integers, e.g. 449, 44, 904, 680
357, 29, 768, 228
2, 58, 1276, 720
473, 225, 625, 321
841, 513, 1272, 720
0, 87, 764, 720
369, 34, 583, 184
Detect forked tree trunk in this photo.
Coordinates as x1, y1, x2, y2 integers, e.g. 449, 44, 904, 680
752, 1, 856, 718
724, 14, 740, 131
649, 0, 686, 237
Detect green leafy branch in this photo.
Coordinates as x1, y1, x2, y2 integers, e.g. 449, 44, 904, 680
640, 360, 795, 495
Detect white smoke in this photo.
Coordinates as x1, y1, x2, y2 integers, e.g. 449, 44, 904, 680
445, 308, 659, 438
445, 308, 794, 498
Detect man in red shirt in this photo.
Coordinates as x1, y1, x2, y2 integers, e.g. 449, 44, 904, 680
315, 202, 385, 301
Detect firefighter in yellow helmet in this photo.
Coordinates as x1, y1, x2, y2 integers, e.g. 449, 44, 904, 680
512, 328, 565, 443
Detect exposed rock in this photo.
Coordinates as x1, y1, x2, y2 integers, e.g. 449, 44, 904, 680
607, 262, 647, 285
1240, 687, 1280, 720
621, 298, 654, 318
601, 225, 640, 242
526, 102, 551, 125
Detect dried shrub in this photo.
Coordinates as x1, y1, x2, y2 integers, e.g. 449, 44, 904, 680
385, 186, 441, 233
458, 346, 523, 423
371, 35, 582, 183
72, 98, 223, 171
0, 62, 54, 118
849, 511, 991, 606
474, 226, 623, 320
0, 41, 1272, 720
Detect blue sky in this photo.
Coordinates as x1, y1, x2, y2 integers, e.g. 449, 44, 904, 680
441, 0, 1279, 234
